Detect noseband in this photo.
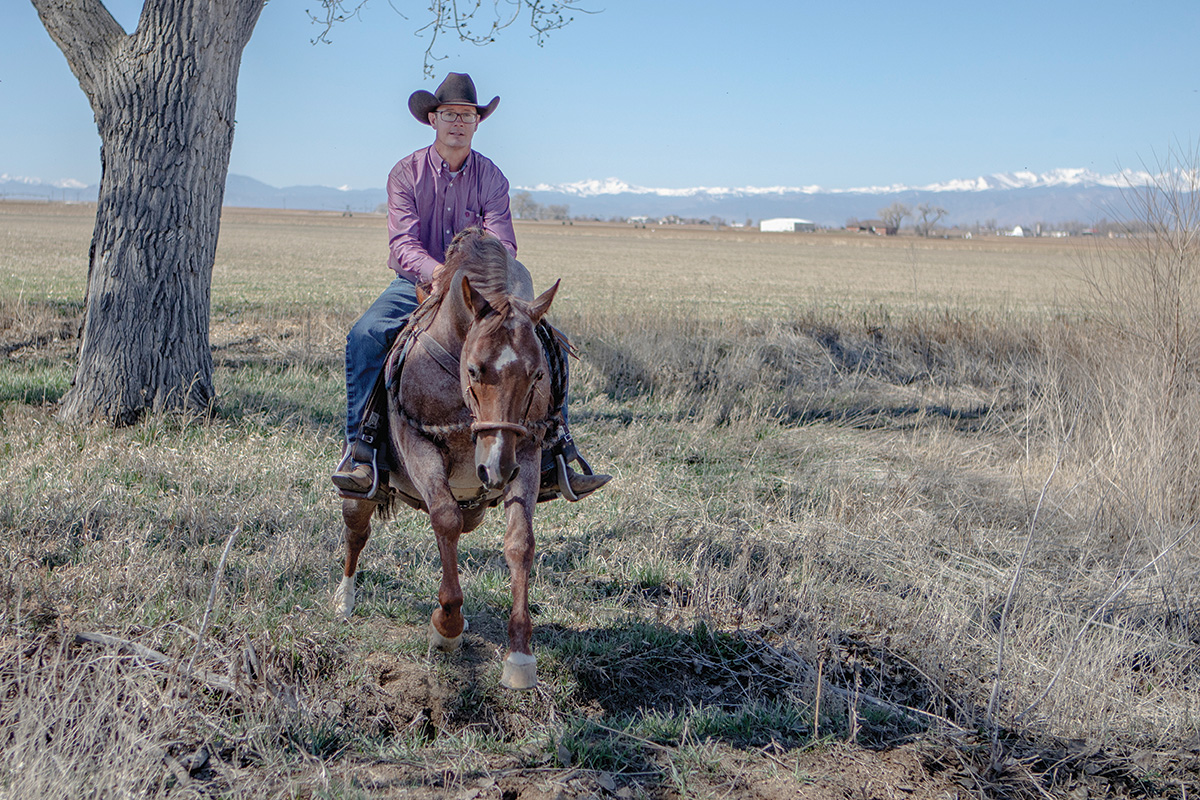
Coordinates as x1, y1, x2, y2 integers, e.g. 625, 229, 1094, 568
470, 420, 531, 438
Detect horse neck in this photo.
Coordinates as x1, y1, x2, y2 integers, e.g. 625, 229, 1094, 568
431, 267, 510, 347
427, 280, 472, 354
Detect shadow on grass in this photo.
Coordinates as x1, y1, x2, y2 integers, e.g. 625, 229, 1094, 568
0, 372, 68, 406
580, 322, 1023, 434
212, 384, 341, 430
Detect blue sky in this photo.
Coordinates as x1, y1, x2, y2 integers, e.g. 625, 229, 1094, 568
3, 1, 1199, 192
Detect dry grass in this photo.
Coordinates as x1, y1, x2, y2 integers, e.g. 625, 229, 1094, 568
1, 200, 1199, 798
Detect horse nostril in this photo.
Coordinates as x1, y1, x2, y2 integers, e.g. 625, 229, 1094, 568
509, 465, 520, 483
477, 465, 489, 485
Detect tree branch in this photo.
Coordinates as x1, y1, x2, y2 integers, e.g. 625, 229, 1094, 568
75, 631, 242, 695
311, 0, 587, 76
30, 0, 127, 100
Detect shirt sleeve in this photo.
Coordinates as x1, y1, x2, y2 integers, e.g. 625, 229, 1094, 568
387, 162, 441, 283
479, 167, 518, 257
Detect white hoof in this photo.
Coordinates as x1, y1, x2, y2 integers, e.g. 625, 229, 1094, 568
500, 652, 537, 690
334, 575, 355, 620
429, 617, 468, 652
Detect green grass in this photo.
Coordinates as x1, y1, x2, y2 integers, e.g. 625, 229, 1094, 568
1, 202, 1199, 798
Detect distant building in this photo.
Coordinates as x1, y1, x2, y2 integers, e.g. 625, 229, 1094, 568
846, 220, 897, 236
760, 217, 817, 233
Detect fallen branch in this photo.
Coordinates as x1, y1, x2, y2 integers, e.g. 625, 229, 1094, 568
74, 631, 242, 696
187, 525, 240, 678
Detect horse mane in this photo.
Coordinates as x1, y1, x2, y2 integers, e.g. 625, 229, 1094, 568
433, 228, 514, 314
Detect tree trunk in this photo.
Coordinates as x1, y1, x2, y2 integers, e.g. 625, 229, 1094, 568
32, 0, 264, 424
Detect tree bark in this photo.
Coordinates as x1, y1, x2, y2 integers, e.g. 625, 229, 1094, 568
32, 0, 265, 424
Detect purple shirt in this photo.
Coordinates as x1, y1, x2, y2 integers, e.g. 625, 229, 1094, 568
386, 144, 518, 283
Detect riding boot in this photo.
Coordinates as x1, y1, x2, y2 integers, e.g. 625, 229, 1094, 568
333, 439, 379, 495
542, 426, 612, 501
333, 381, 390, 498
538, 346, 611, 501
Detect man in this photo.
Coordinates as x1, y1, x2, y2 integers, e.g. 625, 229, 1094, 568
333, 72, 610, 500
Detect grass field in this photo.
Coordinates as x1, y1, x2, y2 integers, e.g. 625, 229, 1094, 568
2, 201, 1199, 799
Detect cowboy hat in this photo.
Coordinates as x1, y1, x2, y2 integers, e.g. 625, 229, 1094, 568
408, 72, 500, 125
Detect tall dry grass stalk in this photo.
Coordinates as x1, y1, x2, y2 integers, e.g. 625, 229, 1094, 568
1056, 148, 1200, 556
986, 147, 1200, 742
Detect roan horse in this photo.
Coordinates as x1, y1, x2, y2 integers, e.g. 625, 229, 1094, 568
335, 228, 559, 690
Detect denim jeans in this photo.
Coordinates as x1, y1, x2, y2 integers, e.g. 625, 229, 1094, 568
344, 278, 418, 443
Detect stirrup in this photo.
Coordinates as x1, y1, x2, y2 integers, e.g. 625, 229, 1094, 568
554, 452, 596, 503
333, 447, 380, 501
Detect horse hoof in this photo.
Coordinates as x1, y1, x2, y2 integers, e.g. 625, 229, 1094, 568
334, 576, 356, 620
429, 618, 469, 652
500, 652, 537, 690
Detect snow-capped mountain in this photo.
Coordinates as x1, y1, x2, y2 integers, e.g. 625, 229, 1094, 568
522, 168, 1153, 198
514, 168, 1157, 226
0, 168, 1164, 227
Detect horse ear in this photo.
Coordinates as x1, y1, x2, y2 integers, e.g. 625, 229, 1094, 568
528, 280, 560, 324
461, 275, 492, 319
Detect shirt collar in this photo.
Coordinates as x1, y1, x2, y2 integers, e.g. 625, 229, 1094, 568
428, 144, 473, 176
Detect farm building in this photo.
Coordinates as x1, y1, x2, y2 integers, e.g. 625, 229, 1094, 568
847, 220, 898, 236
760, 217, 817, 233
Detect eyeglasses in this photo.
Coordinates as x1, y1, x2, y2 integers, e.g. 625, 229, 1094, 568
437, 111, 479, 124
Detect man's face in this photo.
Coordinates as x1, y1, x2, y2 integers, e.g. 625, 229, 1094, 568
429, 103, 479, 151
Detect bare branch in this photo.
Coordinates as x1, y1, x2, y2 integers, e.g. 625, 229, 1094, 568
75, 632, 242, 695
307, 0, 375, 44
30, 0, 127, 99
311, 0, 587, 76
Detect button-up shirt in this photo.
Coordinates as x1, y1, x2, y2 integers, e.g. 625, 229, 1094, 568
386, 144, 518, 284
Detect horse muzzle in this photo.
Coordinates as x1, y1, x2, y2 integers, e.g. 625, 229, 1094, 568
472, 421, 528, 491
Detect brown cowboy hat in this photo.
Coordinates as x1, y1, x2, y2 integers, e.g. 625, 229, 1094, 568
408, 72, 500, 125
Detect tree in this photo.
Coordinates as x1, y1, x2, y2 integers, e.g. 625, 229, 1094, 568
878, 202, 911, 234
32, 0, 579, 424
915, 202, 948, 238
510, 191, 541, 220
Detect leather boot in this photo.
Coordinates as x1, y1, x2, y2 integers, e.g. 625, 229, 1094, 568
332, 461, 374, 493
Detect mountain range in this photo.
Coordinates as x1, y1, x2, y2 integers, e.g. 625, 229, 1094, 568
0, 168, 1156, 228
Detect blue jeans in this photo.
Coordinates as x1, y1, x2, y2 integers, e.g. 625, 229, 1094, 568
345, 278, 418, 443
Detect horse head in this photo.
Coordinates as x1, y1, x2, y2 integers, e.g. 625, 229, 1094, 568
459, 274, 560, 491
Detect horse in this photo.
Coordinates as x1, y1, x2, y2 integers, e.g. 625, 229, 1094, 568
335, 228, 559, 690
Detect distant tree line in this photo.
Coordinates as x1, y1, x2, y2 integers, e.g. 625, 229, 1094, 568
872, 202, 947, 237
511, 191, 570, 221
847, 203, 1154, 239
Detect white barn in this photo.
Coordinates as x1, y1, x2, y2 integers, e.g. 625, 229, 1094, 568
760, 217, 816, 233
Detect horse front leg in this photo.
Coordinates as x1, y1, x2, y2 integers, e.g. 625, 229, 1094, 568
500, 464, 539, 689
397, 428, 471, 652
428, 495, 469, 651
336, 497, 376, 620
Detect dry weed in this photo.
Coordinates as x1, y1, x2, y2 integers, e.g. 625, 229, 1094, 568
2, 201, 1199, 797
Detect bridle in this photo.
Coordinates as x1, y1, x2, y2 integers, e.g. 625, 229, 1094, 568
406, 328, 546, 441
470, 420, 531, 438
